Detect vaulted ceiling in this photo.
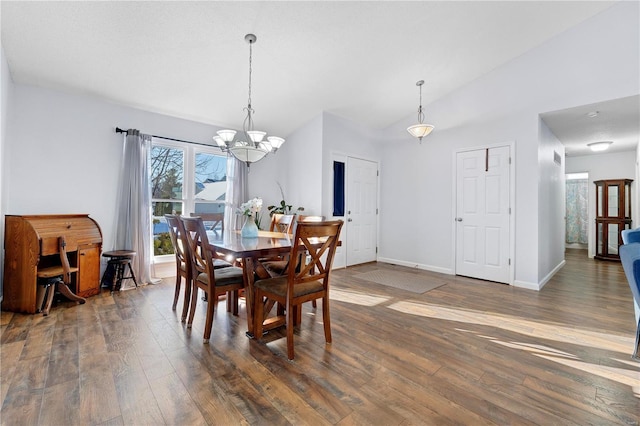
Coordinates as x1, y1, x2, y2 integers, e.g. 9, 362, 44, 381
1, 1, 624, 146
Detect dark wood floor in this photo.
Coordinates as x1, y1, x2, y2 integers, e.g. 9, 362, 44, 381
1, 249, 639, 425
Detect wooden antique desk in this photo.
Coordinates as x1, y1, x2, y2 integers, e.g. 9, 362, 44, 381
3, 214, 103, 313
207, 229, 293, 337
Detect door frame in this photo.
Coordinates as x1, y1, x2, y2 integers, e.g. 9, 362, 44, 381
451, 141, 516, 285
330, 151, 380, 269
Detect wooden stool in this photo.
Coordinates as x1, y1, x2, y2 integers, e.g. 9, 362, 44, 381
102, 250, 138, 292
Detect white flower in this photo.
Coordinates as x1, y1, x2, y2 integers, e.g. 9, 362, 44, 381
238, 197, 263, 217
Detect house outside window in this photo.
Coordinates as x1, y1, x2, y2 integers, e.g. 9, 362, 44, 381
150, 139, 227, 259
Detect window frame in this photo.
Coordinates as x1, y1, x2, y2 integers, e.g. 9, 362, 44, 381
150, 138, 227, 262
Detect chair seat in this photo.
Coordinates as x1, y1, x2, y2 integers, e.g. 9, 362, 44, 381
213, 258, 233, 269
38, 265, 79, 278
263, 259, 289, 276
196, 266, 244, 287
254, 276, 323, 298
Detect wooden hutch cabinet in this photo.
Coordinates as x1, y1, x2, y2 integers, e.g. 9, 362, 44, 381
594, 179, 632, 261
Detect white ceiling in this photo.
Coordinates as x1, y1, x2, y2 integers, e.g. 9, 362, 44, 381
541, 95, 640, 157
1, 1, 622, 140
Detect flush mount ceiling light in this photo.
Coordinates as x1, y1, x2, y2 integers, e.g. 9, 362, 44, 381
586, 111, 599, 118
587, 141, 613, 152
213, 34, 285, 167
407, 80, 434, 142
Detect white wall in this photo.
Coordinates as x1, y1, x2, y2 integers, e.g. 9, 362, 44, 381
538, 119, 565, 289
377, 1, 639, 288
1, 45, 16, 299
5, 83, 222, 259
565, 151, 636, 258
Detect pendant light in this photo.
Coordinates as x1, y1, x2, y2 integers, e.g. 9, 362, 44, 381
407, 80, 434, 142
214, 34, 285, 167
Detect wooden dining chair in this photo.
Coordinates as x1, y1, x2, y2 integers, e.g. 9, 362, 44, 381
190, 212, 225, 232
165, 214, 192, 322
269, 214, 296, 234
181, 216, 245, 343
253, 220, 343, 360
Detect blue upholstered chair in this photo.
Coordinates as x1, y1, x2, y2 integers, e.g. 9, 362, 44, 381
621, 228, 640, 244
619, 243, 640, 360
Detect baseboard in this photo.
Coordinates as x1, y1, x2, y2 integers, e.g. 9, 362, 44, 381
377, 257, 453, 275
538, 259, 566, 290
512, 280, 543, 291
512, 259, 566, 291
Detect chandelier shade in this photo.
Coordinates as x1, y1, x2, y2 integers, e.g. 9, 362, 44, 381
214, 34, 284, 167
407, 80, 434, 142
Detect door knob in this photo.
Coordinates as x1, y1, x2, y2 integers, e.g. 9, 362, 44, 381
347, 218, 353, 222
455, 217, 463, 222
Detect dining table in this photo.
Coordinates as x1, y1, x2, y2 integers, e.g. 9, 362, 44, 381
206, 229, 295, 337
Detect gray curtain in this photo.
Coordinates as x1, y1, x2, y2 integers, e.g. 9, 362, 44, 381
224, 156, 248, 232
113, 129, 158, 287
566, 179, 589, 244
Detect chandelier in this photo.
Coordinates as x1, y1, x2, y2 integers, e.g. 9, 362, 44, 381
406, 80, 434, 142
213, 34, 285, 167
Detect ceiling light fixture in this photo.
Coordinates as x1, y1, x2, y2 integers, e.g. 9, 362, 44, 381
587, 141, 613, 152
214, 34, 284, 167
586, 111, 599, 118
407, 80, 434, 142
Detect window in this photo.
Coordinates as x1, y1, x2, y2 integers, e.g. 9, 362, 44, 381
150, 140, 227, 258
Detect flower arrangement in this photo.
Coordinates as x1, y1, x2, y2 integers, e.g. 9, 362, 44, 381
238, 197, 263, 218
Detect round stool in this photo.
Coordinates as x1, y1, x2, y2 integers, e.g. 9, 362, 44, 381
102, 250, 138, 292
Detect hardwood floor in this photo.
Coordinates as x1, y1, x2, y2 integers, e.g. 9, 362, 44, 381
1, 249, 638, 425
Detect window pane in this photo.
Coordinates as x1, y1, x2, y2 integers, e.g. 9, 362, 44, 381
152, 201, 182, 256
151, 146, 184, 199
195, 152, 226, 201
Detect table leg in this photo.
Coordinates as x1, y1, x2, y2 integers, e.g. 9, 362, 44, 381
243, 257, 256, 338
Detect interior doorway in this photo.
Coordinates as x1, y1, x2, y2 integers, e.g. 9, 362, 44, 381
565, 172, 589, 251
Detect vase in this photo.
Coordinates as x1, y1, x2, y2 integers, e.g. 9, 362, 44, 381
241, 215, 259, 238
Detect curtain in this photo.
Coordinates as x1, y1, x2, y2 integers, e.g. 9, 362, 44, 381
566, 179, 589, 244
224, 156, 248, 232
113, 129, 159, 288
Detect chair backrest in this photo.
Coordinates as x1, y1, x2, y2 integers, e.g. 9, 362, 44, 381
293, 215, 326, 235
620, 243, 640, 306
190, 212, 224, 232
270, 214, 296, 234
181, 216, 215, 282
287, 220, 343, 293
165, 214, 189, 266
58, 236, 73, 284
622, 228, 640, 244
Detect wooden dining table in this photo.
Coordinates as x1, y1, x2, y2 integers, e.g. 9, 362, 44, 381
206, 229, 295, 337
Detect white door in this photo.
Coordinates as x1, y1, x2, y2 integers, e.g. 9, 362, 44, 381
346, 157, 378, 266
455, 146, 510, 283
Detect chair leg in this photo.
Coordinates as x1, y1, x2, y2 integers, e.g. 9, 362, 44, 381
187, 284, 198, 329
312, 300, 317, 308
254, 290, 264, 340
203, 289, 215, 344
181, 275, 191, 323
286, 302, 295, 360
172, 270, 181, 310
41, 282, 56, 316
322, 297, 332, 344
56, 281, 86, 304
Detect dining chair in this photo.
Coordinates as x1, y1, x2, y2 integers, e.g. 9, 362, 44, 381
181, 216, 245, 343
265, 214, 326, 287
269, 213, 296, 234
165, 214, 192, 322
190, 212, 225, 233
253, 220, 343, 360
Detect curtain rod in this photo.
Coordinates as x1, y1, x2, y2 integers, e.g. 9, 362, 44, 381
115, 127, 218, 149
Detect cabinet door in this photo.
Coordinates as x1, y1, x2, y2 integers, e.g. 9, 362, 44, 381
77, 245, 101, 297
